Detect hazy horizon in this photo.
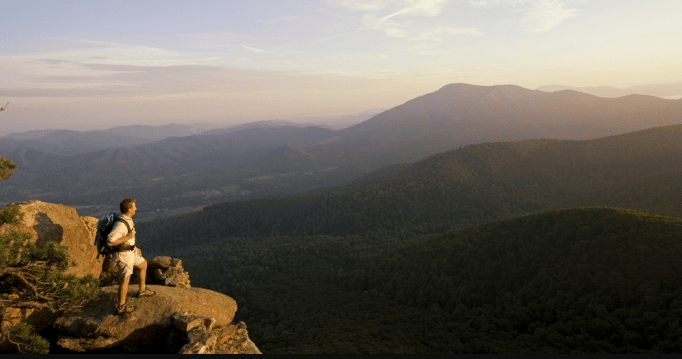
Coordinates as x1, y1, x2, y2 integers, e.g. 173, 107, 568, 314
2, 0, 682, 134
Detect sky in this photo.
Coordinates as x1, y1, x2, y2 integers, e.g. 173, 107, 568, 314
1, 0, 682, 133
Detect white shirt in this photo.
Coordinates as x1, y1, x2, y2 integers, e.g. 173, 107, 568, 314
107, 214, 136, 248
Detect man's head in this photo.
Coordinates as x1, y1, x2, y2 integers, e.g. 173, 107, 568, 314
120, 198, 137, 217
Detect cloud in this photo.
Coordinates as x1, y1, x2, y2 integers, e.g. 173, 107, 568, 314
521, 0, 577, 32
333, 0, 482, 41
38, 59, 73, 65
332, 0, 448, 17
468, 0, 579, 32
1, 49, 289, 98
37, 37, 218, 68
381, 25, 483, 41
330, 0, 391, 12
241, 45, 266, 54
380, 0, 447, 20
418, 27, 484, 40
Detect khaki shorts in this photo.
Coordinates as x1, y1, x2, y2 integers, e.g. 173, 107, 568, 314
115, 247, 145, 278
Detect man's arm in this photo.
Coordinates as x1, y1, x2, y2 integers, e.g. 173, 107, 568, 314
107, 221, 135, 246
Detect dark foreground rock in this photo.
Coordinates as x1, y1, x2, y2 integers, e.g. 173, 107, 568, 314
173, 313, 261, 354
53, 284, 258, 353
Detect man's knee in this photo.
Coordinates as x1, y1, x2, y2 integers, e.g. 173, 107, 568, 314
120, 274, 132, 285
136, 260, 147, 270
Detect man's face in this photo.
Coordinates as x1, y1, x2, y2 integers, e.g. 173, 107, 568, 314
128, 202, 138, 217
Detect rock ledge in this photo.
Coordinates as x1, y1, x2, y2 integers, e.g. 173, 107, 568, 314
54, 284, 258, 353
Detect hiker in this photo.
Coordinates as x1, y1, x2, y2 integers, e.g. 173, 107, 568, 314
107, 198, 155, 314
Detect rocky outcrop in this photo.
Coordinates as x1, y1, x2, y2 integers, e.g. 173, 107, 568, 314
149, 256, 192, 288
174, 313, 261, 354
0, 201, 103, 335
99, 254, 192, 288
1, 201, 260, 354
0, 200, 103, 278
54, 284, 256, 353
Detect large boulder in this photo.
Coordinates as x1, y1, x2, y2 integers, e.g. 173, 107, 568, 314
148, 256, 191, 288
0, 200, 102, 278
54, 284, 240, 353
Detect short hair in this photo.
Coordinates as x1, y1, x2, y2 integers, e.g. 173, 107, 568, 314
120, 198, 137, 214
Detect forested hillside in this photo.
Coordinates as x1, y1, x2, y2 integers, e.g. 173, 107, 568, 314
140, 124, 682, 254
169, 208, 682, 353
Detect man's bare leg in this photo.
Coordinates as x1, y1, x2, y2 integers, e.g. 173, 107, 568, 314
135, 260, 155, 297
119, 274, 132, 306
137, 260, 147, 292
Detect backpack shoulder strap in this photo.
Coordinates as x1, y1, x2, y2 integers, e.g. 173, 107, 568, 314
114, 217, 132, 234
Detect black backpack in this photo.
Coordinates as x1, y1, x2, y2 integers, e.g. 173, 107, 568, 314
95, 212, 132, 258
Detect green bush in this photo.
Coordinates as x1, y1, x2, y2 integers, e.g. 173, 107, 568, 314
22, 241, 72, 268
0, 204, 22, 225
6, 323, 50, 354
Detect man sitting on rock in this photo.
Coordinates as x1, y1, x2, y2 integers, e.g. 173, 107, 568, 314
108, 198, 155, 314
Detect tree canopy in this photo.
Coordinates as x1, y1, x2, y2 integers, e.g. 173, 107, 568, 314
0, 157, 17, 181
166, 208, 682, 353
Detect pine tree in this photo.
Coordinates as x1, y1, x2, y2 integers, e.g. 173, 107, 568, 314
0, 160, 100, 353
0, 157, 17, 181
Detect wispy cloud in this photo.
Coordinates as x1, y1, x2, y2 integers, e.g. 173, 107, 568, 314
241, 45, 266, 54
0, 59, 302, 98
38, 37, 216, 67
38, 59, 73, 65
468, 0, 580, 32
332, 0, 482, 41
380, 0, 448, 20
420, 27, 483, 41
521, 0, 578, 32
330, 0, 389, 12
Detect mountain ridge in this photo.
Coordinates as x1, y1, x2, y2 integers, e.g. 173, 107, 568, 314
537, 82, 682, 99
3, 83, 682, 220
139, 124, 682, 252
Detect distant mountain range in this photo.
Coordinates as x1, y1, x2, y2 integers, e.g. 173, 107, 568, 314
5, 83, 681, 162
537, 82, 682, 99
313, 83, 682, 167
2, 83, 682, 219
0, 123, 220, 156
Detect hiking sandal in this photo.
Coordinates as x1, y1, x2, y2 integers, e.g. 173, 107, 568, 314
137, 288, 156, 298
117, 303, 135, 315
